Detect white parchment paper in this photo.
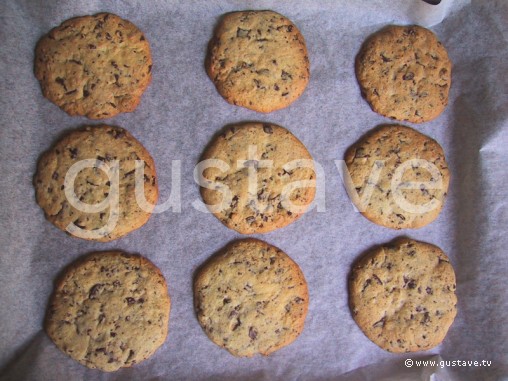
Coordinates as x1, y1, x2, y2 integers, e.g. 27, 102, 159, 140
0, 1, 507, 380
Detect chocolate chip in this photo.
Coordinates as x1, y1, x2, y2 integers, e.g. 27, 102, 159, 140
88, 44, 96, 49
245, 216, 256, 225
229, 310, 238, 318
403, 72, 415, 80
253, 78, 264, 89
230, 195, 239, 209
380, 54, 392, 62
126, 350, 135, 362
69, 148, 78, 159
281, 70, 292, 80
52, 172, 59, 180
263, 124, 273, 134
249, 327, 258, 340
426, 287, 433, 295
88, 284, 102, 299
396, 213, 406, 221
109, 129, 125, 139
125, 297, 136, 305
404, 276, 417, 289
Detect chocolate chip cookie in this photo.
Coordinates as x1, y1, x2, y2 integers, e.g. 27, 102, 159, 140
35, 13, 152, 119
34, 125, 158, 241
206, 10, 310, 113
349, 238, 457, 353
199, 122, 315, 234
194, 239, 309, 357
356, 25, 451, 123
45, 251, 171, 371
344, 124, 449, 229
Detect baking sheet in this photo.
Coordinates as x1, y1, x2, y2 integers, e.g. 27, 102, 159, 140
0, 0, 507, 380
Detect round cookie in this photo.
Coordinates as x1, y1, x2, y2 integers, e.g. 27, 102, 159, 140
344, 125, 449, 229
35, 13, 152, 119
194, 239, 309, 357
355, 25, 452, 123
34, 125, 158, 241
45, 251, 171, 371
206, 10, 310, 113
200, 122, 315, 234
349, 238, 457, 353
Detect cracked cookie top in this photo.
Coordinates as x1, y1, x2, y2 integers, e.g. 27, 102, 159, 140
355, 25, 451, 123
45, 251, 170, 371
200, 122, 315, 234
35, 13, 152, 119
194, 239, 308, 357
34, 125, 158, 241
345, 125, 449, 229
206, 10, 310, 113
349, 238, 457, 353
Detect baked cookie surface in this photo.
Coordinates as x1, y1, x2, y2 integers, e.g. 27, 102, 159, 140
194, 239, 309, 357
34, 125, 158, 241
35, 13, 152, 119
356, 25, 451, 123
207, 10, 310, 113
344, 125, 449, 229
349, 238, 457, 353
200, 122, 315, 234
45, 251, 171, 372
